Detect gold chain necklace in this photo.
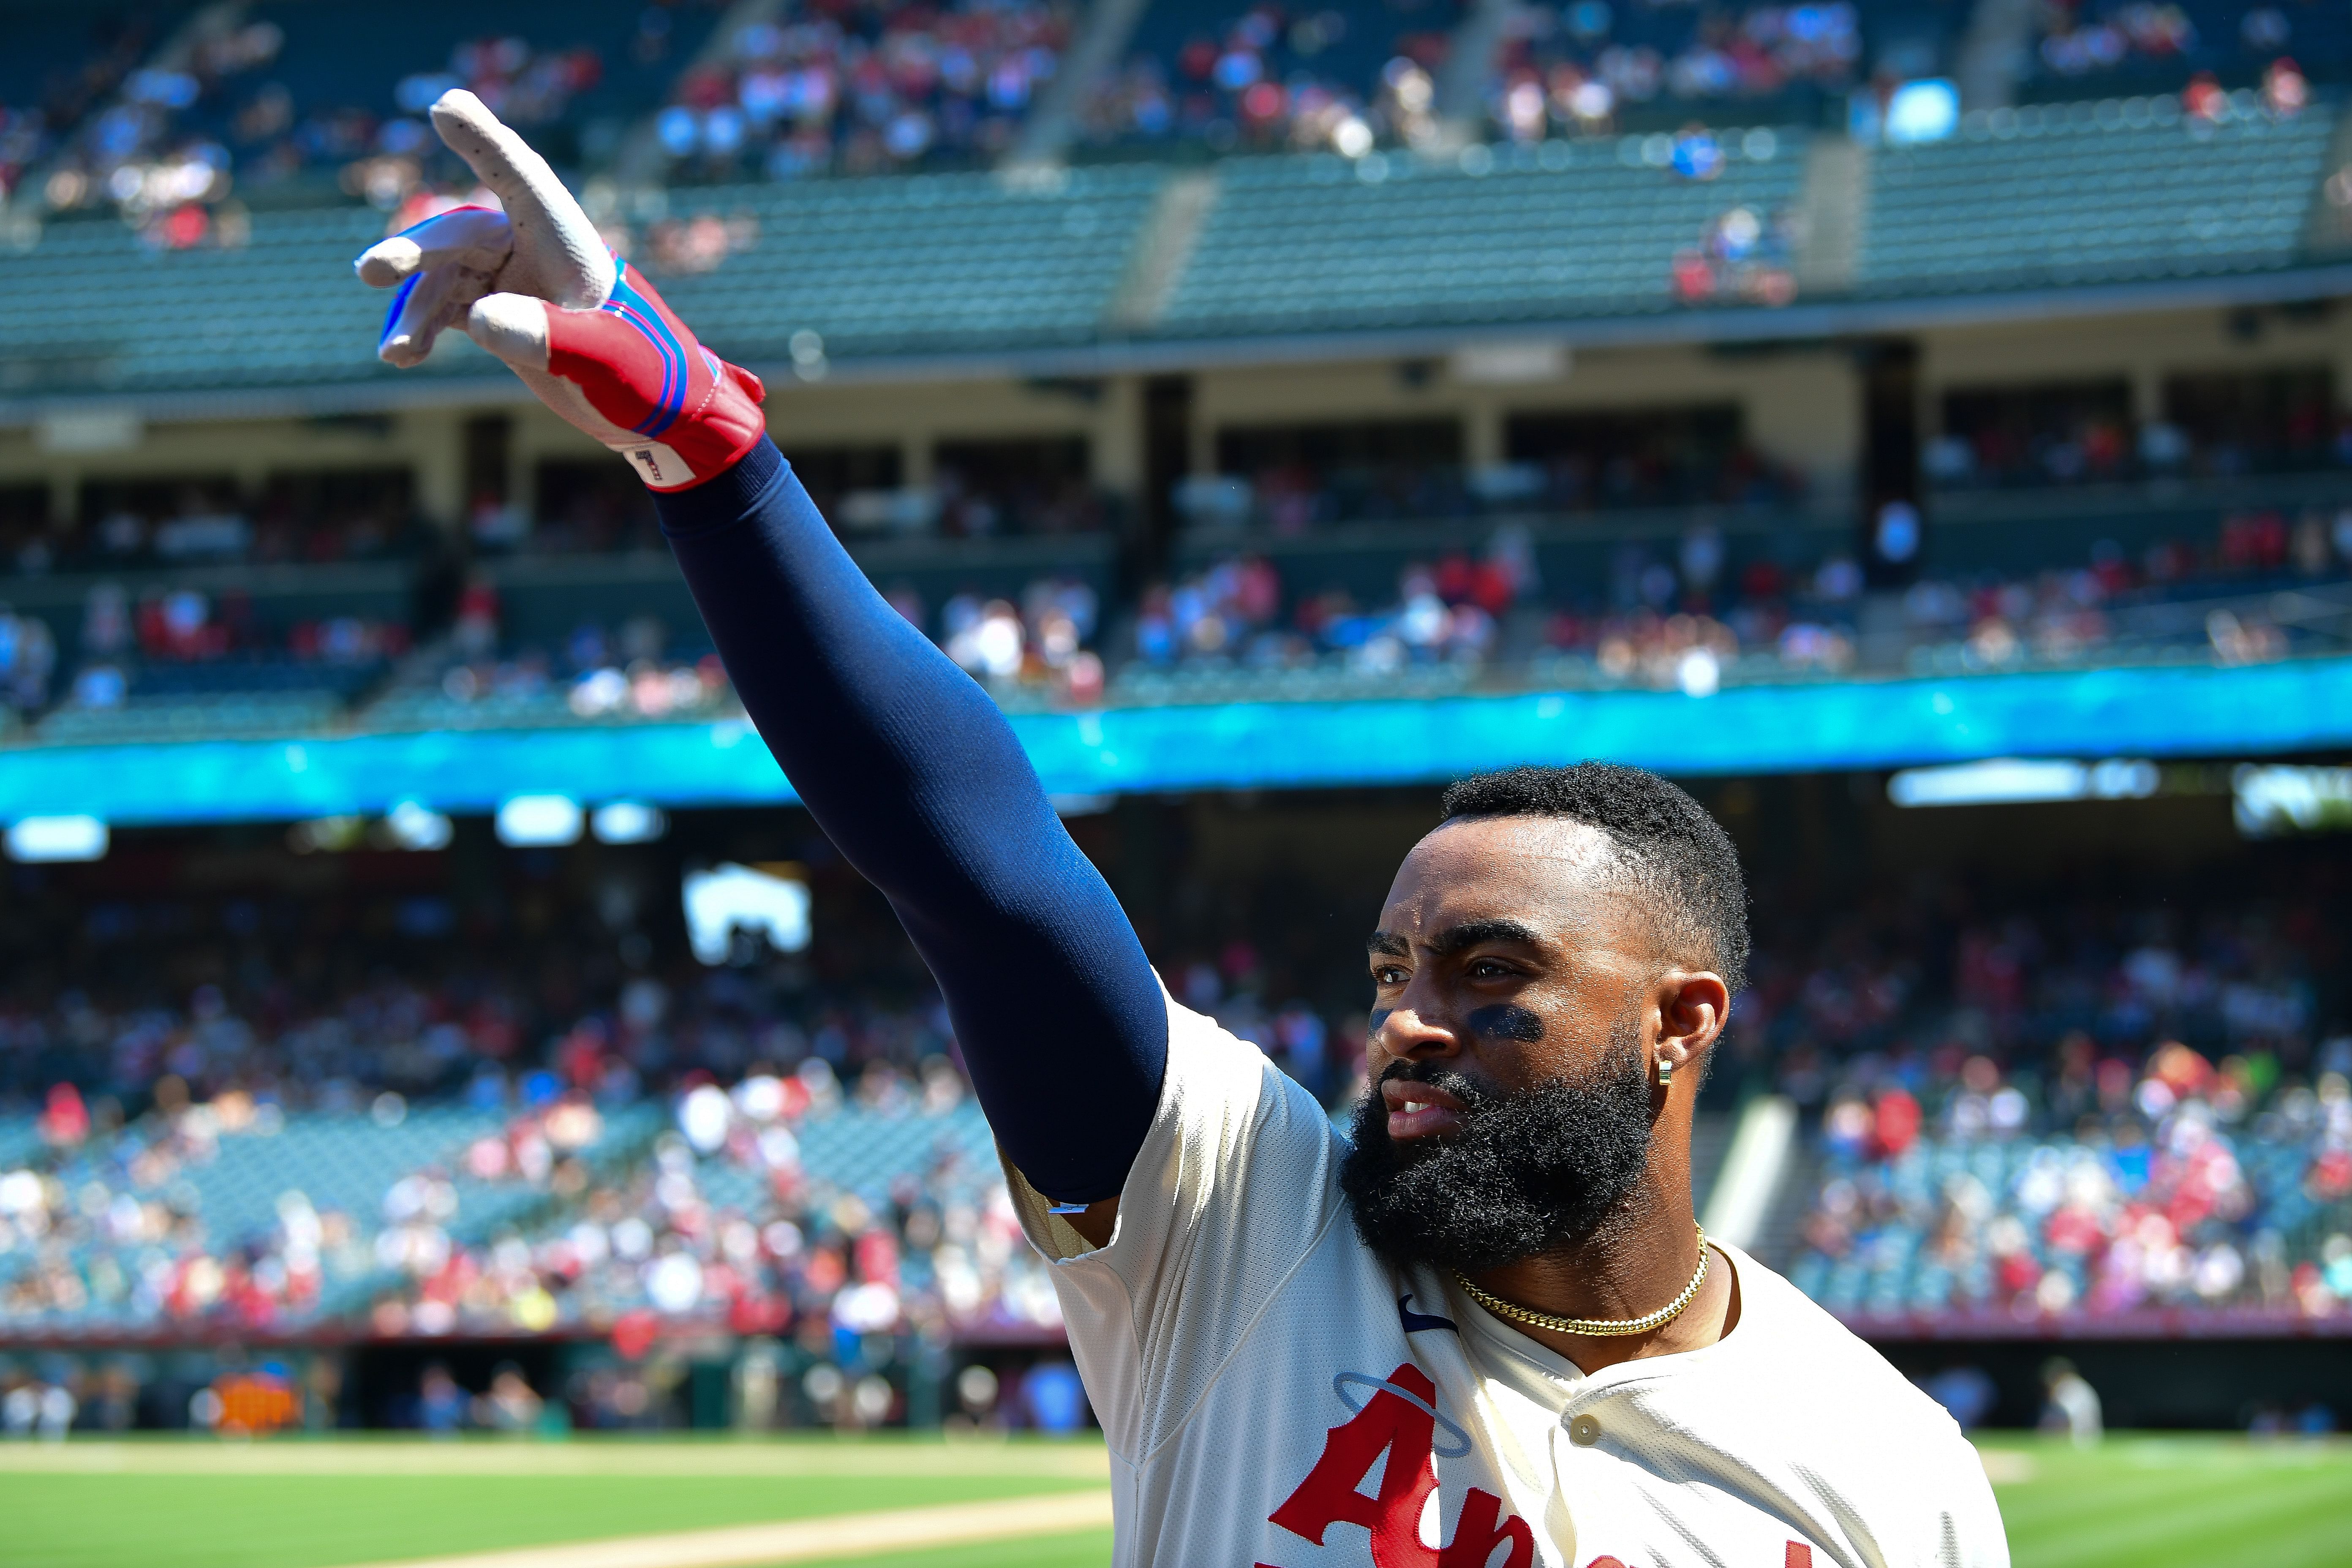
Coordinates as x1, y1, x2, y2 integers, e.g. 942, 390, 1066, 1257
1451, 1225, 1711, 1338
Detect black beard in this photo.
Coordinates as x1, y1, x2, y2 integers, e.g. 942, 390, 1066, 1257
1338, 1017, 1657, 1273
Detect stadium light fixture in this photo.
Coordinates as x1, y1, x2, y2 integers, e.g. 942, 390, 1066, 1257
2233, 764, 2352, 837
591, 801, 669, 844
1890, 760, 2075, 806
5, 814, 108, 863
1884, 80, 1960, 147
381, 800, 454, 851
682, 862, 811, 964
495, 794, 584, 847
1888, 758, 2158, 808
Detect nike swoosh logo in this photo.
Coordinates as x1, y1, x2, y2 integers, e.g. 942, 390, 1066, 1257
1399, 1293, 1459, 1334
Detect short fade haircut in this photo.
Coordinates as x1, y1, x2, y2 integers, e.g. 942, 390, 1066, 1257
1438, 762, 1750, 993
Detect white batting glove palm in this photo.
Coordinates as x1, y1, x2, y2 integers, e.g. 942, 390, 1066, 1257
354, 91, 765, 490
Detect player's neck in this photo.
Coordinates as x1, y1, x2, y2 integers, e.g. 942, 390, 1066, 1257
1461, 1173, 1737, 1374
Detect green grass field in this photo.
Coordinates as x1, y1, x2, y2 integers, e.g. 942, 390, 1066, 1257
0, 1434, 2344, 1568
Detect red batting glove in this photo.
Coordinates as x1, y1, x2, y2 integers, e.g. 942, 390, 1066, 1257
354, 90, 766, 491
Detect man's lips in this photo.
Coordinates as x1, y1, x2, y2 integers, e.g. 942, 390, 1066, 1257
1381, 1077, 1467, 1141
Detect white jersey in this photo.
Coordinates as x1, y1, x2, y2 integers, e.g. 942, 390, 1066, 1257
1005, 996, 2008, 1568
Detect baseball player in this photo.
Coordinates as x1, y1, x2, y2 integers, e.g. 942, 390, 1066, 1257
357, 94, 2008, 1568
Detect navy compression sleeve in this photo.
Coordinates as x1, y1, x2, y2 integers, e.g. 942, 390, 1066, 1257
657, 437, 1167, 1203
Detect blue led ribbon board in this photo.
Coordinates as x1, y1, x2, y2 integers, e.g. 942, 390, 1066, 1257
0, 658, 2347, 827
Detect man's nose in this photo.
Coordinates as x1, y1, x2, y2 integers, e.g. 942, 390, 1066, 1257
1374, 999, 1462, 1061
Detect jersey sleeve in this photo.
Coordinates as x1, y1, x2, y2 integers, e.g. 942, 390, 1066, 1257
1947, 1454, 2012, 1568
1004, 991, 1351, 1462
656, 438, 1167, 1205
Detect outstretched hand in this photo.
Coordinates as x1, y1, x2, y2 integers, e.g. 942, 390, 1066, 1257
354, 90, 765, 491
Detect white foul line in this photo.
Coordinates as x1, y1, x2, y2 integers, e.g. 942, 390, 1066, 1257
334, 1488, 1114, 1568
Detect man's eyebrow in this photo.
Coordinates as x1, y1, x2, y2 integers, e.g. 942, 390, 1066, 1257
1366, 920, 1548, 958
1428, 918, 1546, 956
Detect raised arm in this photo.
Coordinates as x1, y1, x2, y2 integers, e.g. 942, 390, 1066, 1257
657, 441, 1167, 1204
353, 92, 1165, 1206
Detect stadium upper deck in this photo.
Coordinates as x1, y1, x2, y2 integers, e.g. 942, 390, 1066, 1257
2, 95, 2345, 397
4, 3, 2352, 813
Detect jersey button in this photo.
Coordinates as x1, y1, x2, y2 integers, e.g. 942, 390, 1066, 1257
1567, 1413, 1602, 1447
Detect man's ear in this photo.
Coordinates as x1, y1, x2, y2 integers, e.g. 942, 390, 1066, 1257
1655, 970, 1729, 1082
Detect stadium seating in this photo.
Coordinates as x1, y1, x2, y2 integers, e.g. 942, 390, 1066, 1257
1743, 851, 2352, 1328
1157, 131, 1808, 335
1, 485, 2342, 739
2, 773, 2348, 1350
357, 1086, 1068, 1341
34, 689, 347, 745
0, 1114, 38, 1171
1857, 95, 2338, 295
1123, 500, 2352, 698
0, 202, 431, 395
0, 1096, 662, 1333
1786, 1083, 2350, 1324
791, 1100, 998, 1199
5, 94, 2352, 404
0, 168, 1160, 397
649, 166, 1164, 359
0, 1075, 1051, 1341
360, 656, 730, 733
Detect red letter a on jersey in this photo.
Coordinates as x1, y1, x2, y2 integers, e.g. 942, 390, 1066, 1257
1269, 1364, 1443, 1568
1440, 1488, 1534, 1568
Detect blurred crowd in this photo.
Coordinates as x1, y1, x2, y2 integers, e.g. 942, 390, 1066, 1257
1132, 538, 1526, 675
0, 1018, 1296, 1361
0, 367, 2345, 729
21, 16, 285, 237
6, 0, 2348, 234
1486, 0, 1863, 144
0, 544, 1121, 727
31, 20, 598, 235
659, 0, 1072, 178
6, 485, 425, 575
1791, 1044, 2352, 1323
1749, 858, 2350, 1323
0, 1082, 617, 1332
0, 490, 2347, 735
1740, 871, 2338, 1100
0, 780, 2346, 1368
1078, 0, 1881, 158
1084, 1, 1455, 157
0, 584, 406, 729
1175, 441, 1804, 536
1124, 499, 2352, 691
2029, 2, 2338, 95
1926, 386, 2349, 489
14, 7, 707, 235
362, 1066, 1072, 1356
